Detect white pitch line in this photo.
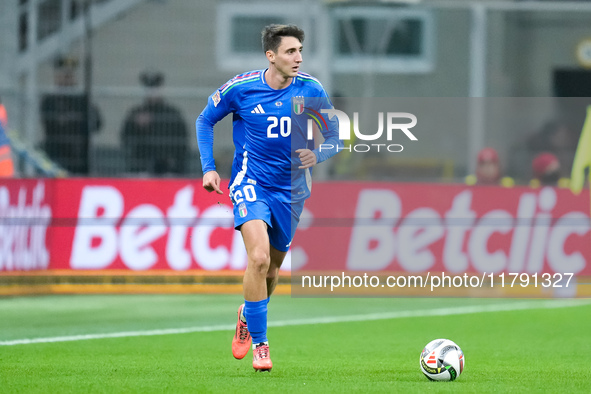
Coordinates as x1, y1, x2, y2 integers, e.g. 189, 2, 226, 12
1, 299, 589, 346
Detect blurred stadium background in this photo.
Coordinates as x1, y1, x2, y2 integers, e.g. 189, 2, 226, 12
1, 0, 591, 181
1, 1, 591, 391
0, 0, 590, 289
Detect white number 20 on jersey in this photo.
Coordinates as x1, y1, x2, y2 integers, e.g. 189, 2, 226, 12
267, 116, 291, 138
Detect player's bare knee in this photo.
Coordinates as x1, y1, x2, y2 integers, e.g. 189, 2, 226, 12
249, 249, 270, 275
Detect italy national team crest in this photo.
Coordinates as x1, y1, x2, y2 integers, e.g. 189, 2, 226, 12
238, 203, 247, 218
293, 96, 304, 115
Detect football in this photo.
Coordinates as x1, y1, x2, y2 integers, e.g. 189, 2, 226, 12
420, 339, 465, 381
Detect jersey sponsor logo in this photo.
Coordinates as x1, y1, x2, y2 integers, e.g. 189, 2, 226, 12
247, 179, 257, 185
293, 96, 304, 115
212, 90, 221, 107
250, 104, 265, 114
275, 101, 283, 107
238, 202, 247, 218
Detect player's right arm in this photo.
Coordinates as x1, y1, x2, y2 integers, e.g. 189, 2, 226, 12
203, 170, 223, 194
195, 83, 235, 194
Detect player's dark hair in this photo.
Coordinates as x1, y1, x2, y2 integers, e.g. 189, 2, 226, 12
261, 24, 305, 53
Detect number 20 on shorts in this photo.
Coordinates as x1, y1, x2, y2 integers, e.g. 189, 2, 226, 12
233, 185, 257, 204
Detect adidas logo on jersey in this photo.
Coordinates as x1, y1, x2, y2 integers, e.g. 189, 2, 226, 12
251, 104, 265, 114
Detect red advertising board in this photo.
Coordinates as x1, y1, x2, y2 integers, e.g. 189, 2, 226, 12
0, 179, 589, 275
50, 178, 240, 271
295, 183, 591, 276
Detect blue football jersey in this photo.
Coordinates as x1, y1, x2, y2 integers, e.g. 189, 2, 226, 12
196, 69, 340, 201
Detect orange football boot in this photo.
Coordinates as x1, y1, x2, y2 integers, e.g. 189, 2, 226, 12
252, 343, 272, 372
232, 304, 251, 359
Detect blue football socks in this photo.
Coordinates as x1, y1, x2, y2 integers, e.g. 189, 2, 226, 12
244, 299, 268, 344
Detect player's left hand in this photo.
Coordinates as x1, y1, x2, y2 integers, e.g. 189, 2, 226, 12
296, 149, 317, 169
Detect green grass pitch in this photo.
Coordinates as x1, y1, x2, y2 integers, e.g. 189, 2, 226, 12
0, 294, 590, 393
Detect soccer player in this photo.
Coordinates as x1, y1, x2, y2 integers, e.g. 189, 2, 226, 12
196, 24, 341, 371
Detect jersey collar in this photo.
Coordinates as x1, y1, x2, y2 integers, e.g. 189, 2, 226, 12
261, 68, 296, 90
